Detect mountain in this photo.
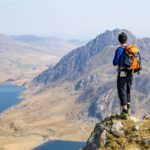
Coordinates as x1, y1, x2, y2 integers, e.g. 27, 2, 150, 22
0, 29, 150, 149
12, 35, 83, 57
12, 35, 45, 43
32, 29, 137, 85
28, 28, 150, 119
81, 115, 150, 150
0, 34, 81, 85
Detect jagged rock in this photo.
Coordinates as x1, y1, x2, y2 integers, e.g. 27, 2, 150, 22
111, 120, 124, 137
99, 130, 107, 148
132, 125, 140, 131
143, 114, 150, 120
130, 116, 140, 122
74, 74, 100, 90
81, 115, 150, 150
143, 139, 150, 145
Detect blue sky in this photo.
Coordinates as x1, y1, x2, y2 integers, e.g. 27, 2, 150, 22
0, 0, 150, 40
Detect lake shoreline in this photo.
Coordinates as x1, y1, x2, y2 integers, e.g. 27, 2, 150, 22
0, 82, 89, 150
33, 139, 86, 150
0, 82, 25, 113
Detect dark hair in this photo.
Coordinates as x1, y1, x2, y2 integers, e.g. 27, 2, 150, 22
118, 32, 127, 44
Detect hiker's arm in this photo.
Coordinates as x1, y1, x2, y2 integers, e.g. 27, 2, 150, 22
113, 48, 122, 66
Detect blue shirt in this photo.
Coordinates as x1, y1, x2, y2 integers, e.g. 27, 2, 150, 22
113, 47, 125, 66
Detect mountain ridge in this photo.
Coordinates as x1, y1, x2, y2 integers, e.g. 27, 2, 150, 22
31, 29, 137, 86
12, 34, 82, 57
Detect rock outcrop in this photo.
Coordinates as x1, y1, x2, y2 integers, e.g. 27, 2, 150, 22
81, 115, 150, 150
32, 29, 136, 86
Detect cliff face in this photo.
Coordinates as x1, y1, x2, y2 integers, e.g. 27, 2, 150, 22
81, 115, 150, 150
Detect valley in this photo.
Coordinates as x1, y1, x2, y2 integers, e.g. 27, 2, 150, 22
0, 34, 81, 85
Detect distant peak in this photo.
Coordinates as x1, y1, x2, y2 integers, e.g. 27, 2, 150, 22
93, 28, 137, 47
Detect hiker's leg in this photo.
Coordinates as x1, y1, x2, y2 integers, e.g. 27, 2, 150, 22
117, 76, 127, 110
126, 73, 133, 110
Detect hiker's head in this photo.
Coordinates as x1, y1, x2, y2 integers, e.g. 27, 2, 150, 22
118, 32, 127, 44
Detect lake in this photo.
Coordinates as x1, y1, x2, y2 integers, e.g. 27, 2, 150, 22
0, 83, 25, 113
34, 140, 86, 150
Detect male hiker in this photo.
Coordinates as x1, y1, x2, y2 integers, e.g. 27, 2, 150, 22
113, 32, 141, 119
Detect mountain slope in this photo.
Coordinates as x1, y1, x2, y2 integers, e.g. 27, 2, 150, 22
32, 29, 136, 86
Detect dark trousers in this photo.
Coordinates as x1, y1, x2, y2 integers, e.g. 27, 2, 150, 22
117, 71, 133, 106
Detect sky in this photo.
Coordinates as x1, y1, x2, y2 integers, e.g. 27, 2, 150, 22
0, 0, 150, 41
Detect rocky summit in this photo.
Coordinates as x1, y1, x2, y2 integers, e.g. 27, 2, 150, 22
80, 114, 150, 150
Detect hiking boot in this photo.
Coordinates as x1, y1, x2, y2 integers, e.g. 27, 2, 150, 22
118, 111, 129, 120
127, 103, 130, 116
127, 108, 131, 116
111, 114, 119, 118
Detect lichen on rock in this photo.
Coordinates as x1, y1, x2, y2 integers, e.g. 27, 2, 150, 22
80, 114, 150, 150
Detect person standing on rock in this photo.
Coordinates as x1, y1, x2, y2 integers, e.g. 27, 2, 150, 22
113, 32, 141, 119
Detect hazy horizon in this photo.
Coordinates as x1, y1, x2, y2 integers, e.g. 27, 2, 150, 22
0, 0, 150, 41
